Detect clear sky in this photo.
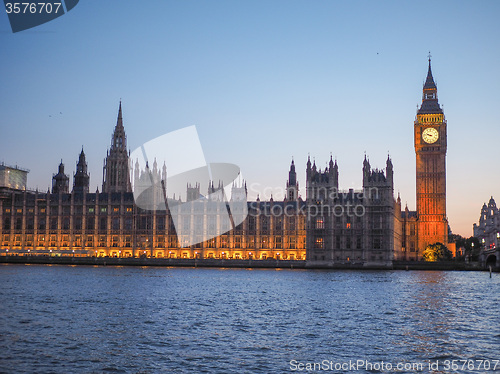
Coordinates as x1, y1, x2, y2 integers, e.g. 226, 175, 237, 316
1, 0, 499, 237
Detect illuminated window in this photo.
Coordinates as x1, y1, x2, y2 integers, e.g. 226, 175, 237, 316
88, 207, 94, 213
315, 237, 323, 249
346, 223, 351, 229
316, 218, 324, 229
100, 207, 107, 213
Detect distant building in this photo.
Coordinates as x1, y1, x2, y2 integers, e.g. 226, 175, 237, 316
474, 197, 500, 250
0, 163, 28, 191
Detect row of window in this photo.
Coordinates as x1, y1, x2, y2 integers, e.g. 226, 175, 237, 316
314, 236, 383, 249
2, 234, 304, 249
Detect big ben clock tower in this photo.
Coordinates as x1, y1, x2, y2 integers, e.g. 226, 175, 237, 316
415, 56, 448, 255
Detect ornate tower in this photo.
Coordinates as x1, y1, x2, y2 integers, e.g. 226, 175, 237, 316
73, 148, 90, 193
102, 101, 132, 193
286, 159, 299, 201
52, 160, 69, 194
414, 57, 448, 253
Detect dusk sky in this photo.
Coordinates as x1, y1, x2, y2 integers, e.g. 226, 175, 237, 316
1, 0, 499, 236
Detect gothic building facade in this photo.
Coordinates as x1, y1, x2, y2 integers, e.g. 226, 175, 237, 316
0, 103, 308, 260
0, 60, 450, 263
305, 155, 402, 266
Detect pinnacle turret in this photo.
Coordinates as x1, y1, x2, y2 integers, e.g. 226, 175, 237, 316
102, 101, 132, 193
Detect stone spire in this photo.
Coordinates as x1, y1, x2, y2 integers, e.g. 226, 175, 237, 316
423, 56, 437, 90
52, 160, 69, 194
286, 158, 299, 201
102, 101, 132, 193
73, 147, 90, 193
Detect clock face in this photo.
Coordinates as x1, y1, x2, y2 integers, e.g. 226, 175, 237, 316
422, 127, 439, 144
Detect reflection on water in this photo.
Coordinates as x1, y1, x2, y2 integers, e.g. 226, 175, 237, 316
0, 265, 498, 373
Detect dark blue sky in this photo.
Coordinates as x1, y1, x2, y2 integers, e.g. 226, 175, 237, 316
1, 0, 499, 235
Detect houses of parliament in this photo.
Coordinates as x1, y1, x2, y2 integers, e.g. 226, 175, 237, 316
0, 60, 448, 265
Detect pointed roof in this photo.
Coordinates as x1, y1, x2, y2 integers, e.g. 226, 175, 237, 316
418, 57, 443, 114
58, 160, 65, 173
116, 100, 124, 129
423, 58, 437, 90
79, 147, 86, 161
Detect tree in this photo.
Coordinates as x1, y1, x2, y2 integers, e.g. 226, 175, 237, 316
422, 242, 453, 262
447, 234, 480, 262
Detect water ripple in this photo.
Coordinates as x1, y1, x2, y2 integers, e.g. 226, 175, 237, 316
0, 265, 498, 373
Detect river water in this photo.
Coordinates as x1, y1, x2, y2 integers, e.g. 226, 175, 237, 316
0, 265, 499, 373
